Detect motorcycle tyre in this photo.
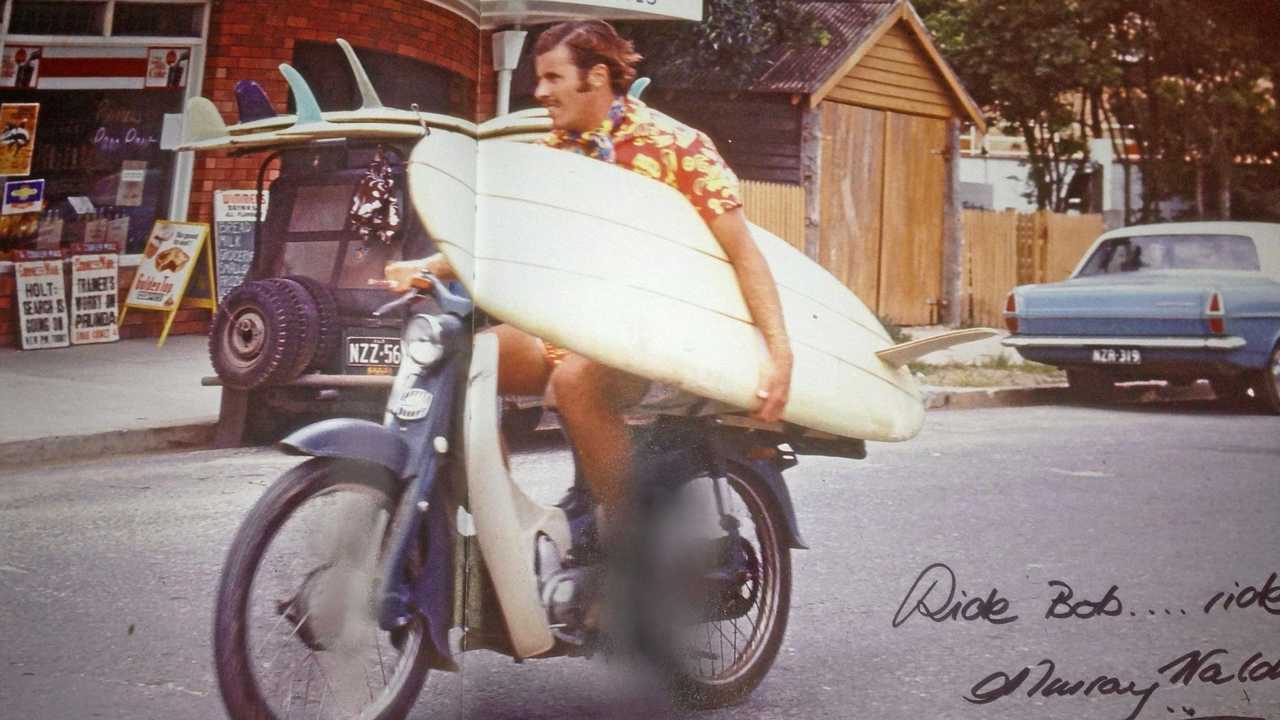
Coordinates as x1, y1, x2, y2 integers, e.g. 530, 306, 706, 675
213, 457, 431, 720
652, 465, 793, 710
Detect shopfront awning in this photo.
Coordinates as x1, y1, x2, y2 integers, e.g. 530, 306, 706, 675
429, 0, 702, 28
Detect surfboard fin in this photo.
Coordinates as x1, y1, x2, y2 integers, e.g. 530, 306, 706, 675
337, 38, 385, 110
234, 80, 277, 123
179, 97, 230, 148
628, 77, 651, 101
875, 328, 1001, 368
278, 63, 342, 134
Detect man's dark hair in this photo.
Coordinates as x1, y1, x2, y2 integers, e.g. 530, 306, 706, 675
534, 20, 643, 95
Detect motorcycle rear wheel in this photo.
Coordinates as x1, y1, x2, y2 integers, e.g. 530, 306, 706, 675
213, 458, 431, 720
639, 465, 792, 709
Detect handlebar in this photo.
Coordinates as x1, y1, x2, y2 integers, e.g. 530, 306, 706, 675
369, 272, 473, 318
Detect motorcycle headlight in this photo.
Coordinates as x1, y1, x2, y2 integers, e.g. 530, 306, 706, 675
403, 314, 445, 367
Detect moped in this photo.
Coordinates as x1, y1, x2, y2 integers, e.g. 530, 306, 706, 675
212, 273, 868, 719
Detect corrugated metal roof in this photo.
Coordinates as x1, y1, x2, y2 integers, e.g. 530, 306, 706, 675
644, 1, 901, 94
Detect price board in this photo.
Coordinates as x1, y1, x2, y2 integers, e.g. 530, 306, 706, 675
212, 189, 266, 302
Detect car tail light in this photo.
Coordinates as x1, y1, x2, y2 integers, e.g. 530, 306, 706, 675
1205, 292, 1225, 334
1003, 292, 1019, 333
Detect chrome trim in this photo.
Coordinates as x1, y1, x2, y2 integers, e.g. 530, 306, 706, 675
1002, 336, 1247, 350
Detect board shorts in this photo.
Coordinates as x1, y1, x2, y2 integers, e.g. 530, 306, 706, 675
540, 339, 724, 415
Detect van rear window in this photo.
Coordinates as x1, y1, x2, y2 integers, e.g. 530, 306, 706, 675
288, 185, 352, 233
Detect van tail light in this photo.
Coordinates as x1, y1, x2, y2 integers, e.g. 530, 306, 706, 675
1003, 292, 1019, 333
1205, 292, 1225, 334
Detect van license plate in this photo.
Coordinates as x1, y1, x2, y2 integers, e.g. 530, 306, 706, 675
1091, 348, 1141, 364
346, 336, 401, 371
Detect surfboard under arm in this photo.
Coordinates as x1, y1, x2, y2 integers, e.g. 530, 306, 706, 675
875, 328, 1001, 367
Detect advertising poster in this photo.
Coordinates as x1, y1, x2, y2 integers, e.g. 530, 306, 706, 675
115, 160, 148, 206
0, 46, 42, 88
3, 179, 45, 215
124, 221, 208, 310
15, 256, 70, 350
0, 103, 40, 176
212, 189, 267, 301
70, 253, 120, 345
145, 48, 190, 89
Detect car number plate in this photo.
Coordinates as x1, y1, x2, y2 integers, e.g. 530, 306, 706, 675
1091, 348, 1142, 365
346, 336, 401, 373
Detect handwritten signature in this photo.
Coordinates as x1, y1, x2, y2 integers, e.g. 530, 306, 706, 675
893, 563, 1279, 720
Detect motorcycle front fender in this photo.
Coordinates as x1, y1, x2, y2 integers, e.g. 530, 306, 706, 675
279, 418, 410, 477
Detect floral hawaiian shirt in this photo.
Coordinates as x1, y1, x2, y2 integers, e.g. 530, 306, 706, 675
538, 97, 743, 225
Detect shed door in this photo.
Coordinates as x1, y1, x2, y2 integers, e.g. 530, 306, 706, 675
878, 113, 947, 324
819, 106, 947, 324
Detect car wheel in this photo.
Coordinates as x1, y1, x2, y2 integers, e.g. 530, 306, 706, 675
1248, 343, 1280, 414
266, 278, 319, 381
209, 280, 305, 390
1066, 368, 1113, 402
285, 275, 340, 372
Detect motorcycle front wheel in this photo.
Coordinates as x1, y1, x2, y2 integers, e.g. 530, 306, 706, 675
213, 457, 431, 720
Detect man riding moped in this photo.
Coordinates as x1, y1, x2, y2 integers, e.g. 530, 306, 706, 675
385, 20, 794, 545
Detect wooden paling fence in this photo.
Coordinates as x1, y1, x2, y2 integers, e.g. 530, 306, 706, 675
741, 180, 806, 251
963, 210, 1105, 328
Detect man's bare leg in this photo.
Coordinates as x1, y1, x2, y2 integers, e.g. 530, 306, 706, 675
550, 354, 649, 513
488, 324, 552, 395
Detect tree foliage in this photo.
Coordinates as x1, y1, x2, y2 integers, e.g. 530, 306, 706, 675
618, 0, 830, 89
918, 0, 1280, 220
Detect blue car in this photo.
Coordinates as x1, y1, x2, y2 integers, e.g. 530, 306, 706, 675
1002, 221, 1280, 413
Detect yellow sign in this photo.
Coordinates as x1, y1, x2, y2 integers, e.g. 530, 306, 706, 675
120, 220, 216, 347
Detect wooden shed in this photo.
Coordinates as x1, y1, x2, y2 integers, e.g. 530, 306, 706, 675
644, 0, 986, 325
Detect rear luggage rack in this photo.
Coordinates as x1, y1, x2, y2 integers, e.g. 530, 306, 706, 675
714, 414, 867, 460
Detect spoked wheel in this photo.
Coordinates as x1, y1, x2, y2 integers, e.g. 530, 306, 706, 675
213, 458, 431, 720
633, 466, 792, 709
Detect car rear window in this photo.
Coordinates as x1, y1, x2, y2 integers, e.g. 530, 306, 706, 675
1077, 234, 1260, 276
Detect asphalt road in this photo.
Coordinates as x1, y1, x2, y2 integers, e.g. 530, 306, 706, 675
1, 400, 1278, 720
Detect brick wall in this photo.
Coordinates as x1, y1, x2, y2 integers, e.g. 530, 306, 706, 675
0, 265, 211, 348
187, 0, 494, 226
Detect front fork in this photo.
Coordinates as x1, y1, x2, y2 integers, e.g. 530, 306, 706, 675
375, 352, 468, 668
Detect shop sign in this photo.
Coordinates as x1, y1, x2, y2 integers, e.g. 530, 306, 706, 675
3, 179, 45, 215
121, 221, 215, 347
14, 253, 70, 350
70, 253, 120, 345
125, 221, 207, 310
213, 190, 268, 302
0, 103, 40, 176
0, 46, 42, 89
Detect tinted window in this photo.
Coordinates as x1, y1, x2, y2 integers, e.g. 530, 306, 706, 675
112, 3, 204, 37
290, 41, 471, 118
9, 1, 105, 35
1077, 234, 1260, 276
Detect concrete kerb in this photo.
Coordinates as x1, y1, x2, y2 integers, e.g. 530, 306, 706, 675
0, 421, 217, 470
925, 380, 1217, 411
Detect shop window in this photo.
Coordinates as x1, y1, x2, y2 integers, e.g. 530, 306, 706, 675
291, 41, 471, 118
111, 3, 203, 38
4, 88, 181, 254
9, 1, 107, 36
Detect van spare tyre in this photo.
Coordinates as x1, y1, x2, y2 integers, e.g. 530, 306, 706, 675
209, 280, 307, 389
265, 278, 319, 379
283, 275, 340, 372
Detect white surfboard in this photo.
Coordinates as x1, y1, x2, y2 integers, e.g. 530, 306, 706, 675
408, 132, 992, 442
